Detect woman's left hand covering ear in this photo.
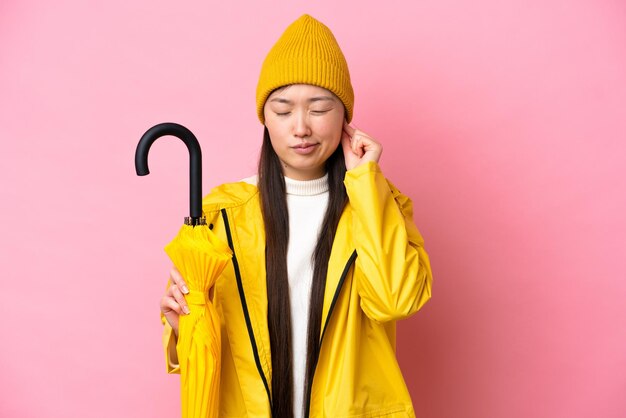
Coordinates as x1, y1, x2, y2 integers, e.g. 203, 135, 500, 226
341, 120, 383, 171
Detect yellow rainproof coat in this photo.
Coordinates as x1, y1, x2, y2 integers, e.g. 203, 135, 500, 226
161, 161, 433, 417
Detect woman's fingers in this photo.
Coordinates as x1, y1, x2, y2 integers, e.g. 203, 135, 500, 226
344, 120, 372, 156
350, 134, 359, 156
160, 295, 182, 336
342, 120, 383, 168
343, 119, 356, 136
169, 284, 190, 315
161, 294, 185, 316
343, 120, 363, 157
170, 266, 189, 294
165, 265, 190, 315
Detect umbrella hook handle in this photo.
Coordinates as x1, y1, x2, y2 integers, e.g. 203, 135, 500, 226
135, 122, 204, 224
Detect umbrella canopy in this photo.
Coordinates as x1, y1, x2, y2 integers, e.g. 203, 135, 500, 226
136, 123, 232, 417
165, 222, 232, 417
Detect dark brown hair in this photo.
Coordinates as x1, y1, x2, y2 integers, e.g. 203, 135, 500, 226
258, 124, 347, 417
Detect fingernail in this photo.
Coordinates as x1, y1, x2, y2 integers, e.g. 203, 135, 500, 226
182, 285, 189, 294
183, 306, 190, 315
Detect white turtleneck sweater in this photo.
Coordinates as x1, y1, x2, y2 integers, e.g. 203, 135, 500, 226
241, 173, 329, 418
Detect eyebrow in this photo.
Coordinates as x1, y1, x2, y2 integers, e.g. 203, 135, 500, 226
268, 96, 336, 104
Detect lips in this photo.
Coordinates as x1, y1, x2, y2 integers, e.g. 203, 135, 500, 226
291, 142, 319, 155
293, 143, 317, 149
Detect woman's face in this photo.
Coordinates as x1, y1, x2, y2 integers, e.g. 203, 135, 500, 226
263, 84, 345, 180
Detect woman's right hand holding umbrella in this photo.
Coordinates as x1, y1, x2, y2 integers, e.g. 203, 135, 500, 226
161, 265, 191, 338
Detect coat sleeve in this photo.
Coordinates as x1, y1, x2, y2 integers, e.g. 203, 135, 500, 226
161, 279, 181, 374
344, 160, 433, 323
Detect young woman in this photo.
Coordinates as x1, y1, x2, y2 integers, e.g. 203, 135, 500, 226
159, 14, 433, 418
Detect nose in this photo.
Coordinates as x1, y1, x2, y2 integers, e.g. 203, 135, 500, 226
292, 110, 311, 139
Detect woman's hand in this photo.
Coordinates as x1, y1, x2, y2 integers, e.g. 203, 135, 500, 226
160, 265, 191, 338
341, 120, 383, 171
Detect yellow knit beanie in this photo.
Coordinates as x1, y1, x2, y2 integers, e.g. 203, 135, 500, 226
256, 14, 354, 124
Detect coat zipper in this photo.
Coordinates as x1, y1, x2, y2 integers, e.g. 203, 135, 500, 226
221, 209, 273, 413
303, 249, 358, 418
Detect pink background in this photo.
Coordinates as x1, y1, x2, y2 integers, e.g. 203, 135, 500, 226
1, 1, 625, 417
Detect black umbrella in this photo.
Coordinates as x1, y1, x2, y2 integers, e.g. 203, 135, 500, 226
135, 122, 231, 417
